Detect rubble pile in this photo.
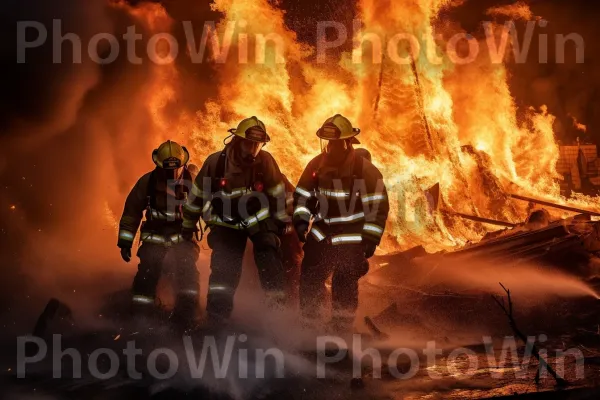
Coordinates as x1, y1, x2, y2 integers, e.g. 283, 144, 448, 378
377, 210, 600, 274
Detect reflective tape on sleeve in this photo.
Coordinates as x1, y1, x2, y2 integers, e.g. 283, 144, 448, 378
207, 215, 243, 230
169, 234, 185, 244
293, 206, 312, 217
319, 188, 351, 198
178, 289, 199, 297
243, 208, 270, 228
140, 233, 166, 244
119, 230, 135, 242
310, 226, 326, 242
267, 182, 285, 197
363, 223, 384, 237
150, 209, 182, 221
132, 295, 154, 305
295, 187, 312, 198
324, 212, 365, 225
208, 284, 234, 295
361, 193, 387, 203
331, 234, 363, 245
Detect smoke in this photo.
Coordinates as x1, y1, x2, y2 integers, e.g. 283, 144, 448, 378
1, 0, 599, 330
0, 0, 223, 323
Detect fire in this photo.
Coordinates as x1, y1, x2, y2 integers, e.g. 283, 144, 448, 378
114, 0, 600, 253
571, 115, 587, 133
486, 2, 537, 21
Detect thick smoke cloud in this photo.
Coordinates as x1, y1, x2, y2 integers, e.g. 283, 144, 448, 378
0, 0, 222, 322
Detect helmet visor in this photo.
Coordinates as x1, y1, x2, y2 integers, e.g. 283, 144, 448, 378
239, 138, 263, 160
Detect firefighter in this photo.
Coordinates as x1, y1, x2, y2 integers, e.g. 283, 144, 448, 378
280, 174, 303, 308
293, 115, 389, 332
118, 140, 200, 326
182, 117, 288, 323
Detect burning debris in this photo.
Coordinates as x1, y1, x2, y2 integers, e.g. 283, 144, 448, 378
5, 0, 600, 399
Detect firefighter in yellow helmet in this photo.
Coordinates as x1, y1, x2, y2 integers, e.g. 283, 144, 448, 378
182, 117, 288, 322
118, 140, 200, 327
293, 115, 389, 332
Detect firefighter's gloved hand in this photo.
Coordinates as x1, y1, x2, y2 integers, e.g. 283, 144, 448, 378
120, 247, 132, 263
364, 242, 377, 259
181, 227, 196, 241
295, 222, 309, 243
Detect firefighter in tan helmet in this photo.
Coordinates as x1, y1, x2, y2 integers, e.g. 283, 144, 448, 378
293, 114, 389, 332
118, 140, 200, 327
182, 117, 288, 323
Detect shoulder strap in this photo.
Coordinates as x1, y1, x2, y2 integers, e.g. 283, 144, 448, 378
178, 168, 193, 199
353, 152, 364, 179
252, 153, 265, 184
212, 150, 228, 193
147, 170, 157, 210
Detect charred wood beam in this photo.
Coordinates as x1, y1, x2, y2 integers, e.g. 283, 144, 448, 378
446, 211, 517, 228
448, 223, 570, 258
510, 194, 600, 217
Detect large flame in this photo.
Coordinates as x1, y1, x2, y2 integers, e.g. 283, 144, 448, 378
111, 0, 600, 253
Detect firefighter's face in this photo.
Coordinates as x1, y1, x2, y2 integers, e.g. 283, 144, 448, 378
239, 139, 263, 161
325, 140, 348, 154
324, 139, 351, 163
158, 166, 184, 181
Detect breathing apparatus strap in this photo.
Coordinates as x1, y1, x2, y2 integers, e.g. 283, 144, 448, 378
212, 150, 228, 193
146, 169, 157, 221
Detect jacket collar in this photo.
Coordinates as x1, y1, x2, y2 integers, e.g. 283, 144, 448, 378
318, 149, 356, 178
224, 145, 262, 176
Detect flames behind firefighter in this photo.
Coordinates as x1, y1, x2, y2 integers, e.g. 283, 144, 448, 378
293, 115, 390, 332
182, 117, 288, 322
118, 140, 200, 328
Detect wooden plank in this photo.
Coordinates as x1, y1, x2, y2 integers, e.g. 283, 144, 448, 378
509, 194, 600, 217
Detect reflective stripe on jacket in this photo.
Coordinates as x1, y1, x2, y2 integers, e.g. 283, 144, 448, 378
293, 151, 389, 245
118, 170, 191, 248
183, 147, 287, 232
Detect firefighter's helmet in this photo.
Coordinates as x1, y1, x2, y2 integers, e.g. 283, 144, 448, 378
152, 140, 190, 169
316, 114, 361, 144
228, 116, 270, 143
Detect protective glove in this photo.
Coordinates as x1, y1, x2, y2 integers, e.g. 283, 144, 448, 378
364, 242, 377, 259
181, 227, 196, 241
295, 222, 309, 243
120, 247, 132, 263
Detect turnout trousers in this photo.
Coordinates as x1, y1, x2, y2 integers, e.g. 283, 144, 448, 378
299, 237, 369, 327
132, 240, 200, 320
206, 225, 285, 321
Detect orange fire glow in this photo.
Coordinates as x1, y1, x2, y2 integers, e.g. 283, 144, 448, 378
109, 0, 600, 253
